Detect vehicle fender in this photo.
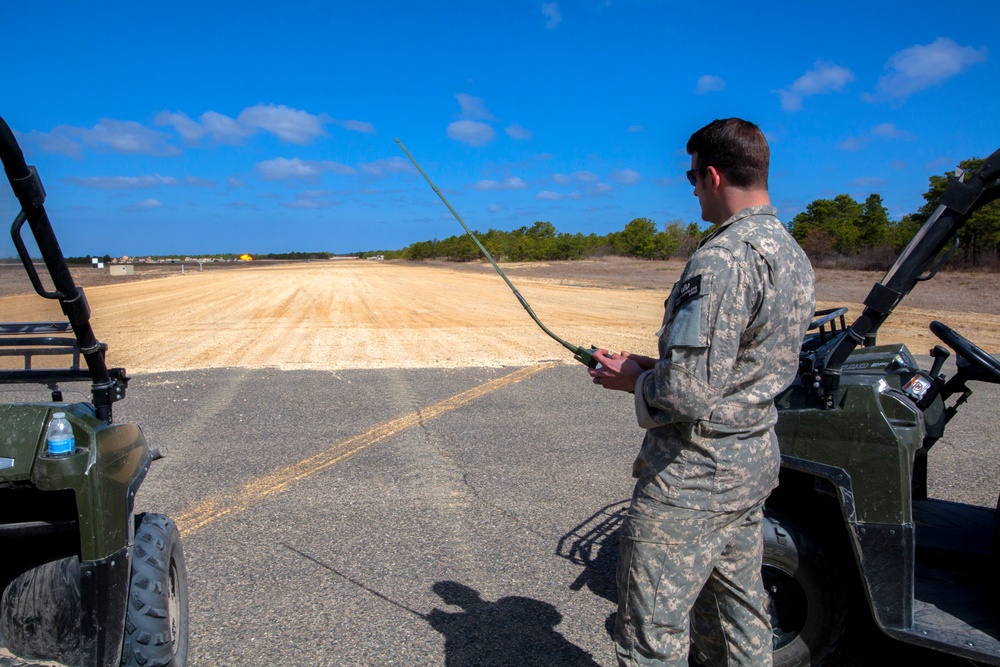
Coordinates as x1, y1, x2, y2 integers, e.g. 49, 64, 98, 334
779, 455, 913, 632
31, 411, 151, 562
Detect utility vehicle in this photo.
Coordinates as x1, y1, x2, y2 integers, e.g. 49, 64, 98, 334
763, 148, 1000, 666
0, 115, 189, 666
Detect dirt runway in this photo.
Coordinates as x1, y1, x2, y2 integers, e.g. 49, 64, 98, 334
1, 259, 998, 374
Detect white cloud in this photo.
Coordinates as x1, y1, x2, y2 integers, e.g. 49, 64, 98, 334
157, 106, 371, 143
285, 190, 337, 209
358, 157, 411, 177
455, 93, 494, 121
89, 120, 182, 155
836, 123, 911, 151
67, 174, 179, 189
836, 136, 867, 151
869, 38, 987, 100
552, 174, 570, 184
925, 156, 958, 172
871, 123, 908, 139
506, 124, 533, 140
131, 198, 165, 210
257, 157, 355, 181
237, 104, 328, 144
626, 125, 645, 133
487, 203, 506, 213
446, 94, 500, 146
286, 199, 334, 209
184, 176, 216, 187
471, 177, 528, 191
340, 119, 376, 134
850, 177, 886, 188
258, 158, 321, 180
695, 75, 725, 95
29, 104, 338, 158
25, 119, 179, 157
611, 169, 641, 185
19, 128, 86, 158
446, 120, 495, 146
153, 112, 204, 143
777, 61, 855, 111
542, 2, 561, 28
536, 190, 561, 200
154, 110, 251, 145
571, 171, 599, 182
199, 111, 253, 144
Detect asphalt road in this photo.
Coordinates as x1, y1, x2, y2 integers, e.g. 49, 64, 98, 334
115, 360, 997, 666
115, 363, 634, 666
3, 360, 997, 666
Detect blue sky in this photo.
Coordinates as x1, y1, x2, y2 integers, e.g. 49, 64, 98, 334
1, 1, 997, 257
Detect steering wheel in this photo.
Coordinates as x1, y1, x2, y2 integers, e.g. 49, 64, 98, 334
929, 321, 1000, 384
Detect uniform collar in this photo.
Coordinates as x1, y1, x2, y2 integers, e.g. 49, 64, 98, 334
699, 205, 777, 247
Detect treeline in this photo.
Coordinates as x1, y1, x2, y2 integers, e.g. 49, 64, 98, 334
67, 254, 112, 265
360, 218, 705, 263
66, 251, 335, 264
790, 158, 999, 269
361, 157, 1000, 270
255, 251, 333, 260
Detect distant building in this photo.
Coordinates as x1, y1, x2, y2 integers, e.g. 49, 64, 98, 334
110, 265, 135, 276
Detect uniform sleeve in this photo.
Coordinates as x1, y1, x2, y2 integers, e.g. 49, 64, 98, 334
636, 247, 758, 424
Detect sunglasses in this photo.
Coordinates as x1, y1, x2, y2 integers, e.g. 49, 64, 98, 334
685, 168, 708, 187
686, 163, 731, 186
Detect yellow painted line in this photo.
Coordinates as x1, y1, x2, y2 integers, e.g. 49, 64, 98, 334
175, 363, 555, 536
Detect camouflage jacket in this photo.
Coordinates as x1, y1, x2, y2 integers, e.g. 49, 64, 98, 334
632, 205, 815, 512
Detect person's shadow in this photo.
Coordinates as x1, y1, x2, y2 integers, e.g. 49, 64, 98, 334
557, 501, 626, 605
427, 581, 602, 666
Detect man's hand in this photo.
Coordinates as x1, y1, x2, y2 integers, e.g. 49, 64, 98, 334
588, 349, 645, 393
621, 351, 657, 371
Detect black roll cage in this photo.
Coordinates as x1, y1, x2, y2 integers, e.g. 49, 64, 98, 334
0, 115, 127, 424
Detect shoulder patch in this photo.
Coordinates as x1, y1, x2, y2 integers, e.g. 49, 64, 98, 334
674, 275, 702, 311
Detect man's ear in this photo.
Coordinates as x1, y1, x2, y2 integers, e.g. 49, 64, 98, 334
705, 165, 724, 191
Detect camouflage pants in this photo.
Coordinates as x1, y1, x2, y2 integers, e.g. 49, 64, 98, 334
614, 496, 771, 667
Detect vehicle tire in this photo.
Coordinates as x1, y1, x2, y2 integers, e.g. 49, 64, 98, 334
763, 512, 848, 667
0, 556, 81, 664
121, 513, 189, 667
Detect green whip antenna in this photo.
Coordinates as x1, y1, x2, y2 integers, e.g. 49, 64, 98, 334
395, 138, 598, 368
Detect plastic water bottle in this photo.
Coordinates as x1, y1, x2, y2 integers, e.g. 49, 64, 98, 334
45, 412, 76, 457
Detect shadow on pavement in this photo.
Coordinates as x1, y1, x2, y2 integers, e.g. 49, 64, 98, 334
557, 500, 627, 605
427, 580, 601, 666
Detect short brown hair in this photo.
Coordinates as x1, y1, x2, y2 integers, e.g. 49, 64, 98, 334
686, 118, 769, 190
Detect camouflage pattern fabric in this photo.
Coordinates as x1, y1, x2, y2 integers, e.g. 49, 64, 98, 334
615, 499, 770, 666
617, 205, 815, 666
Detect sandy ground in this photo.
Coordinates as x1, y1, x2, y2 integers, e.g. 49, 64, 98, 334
1, 257, 998, 374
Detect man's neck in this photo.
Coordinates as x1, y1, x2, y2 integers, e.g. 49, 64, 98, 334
713, 188, 771, 224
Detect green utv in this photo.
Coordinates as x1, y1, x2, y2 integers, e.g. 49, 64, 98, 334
0, 116, 189, 666
763, 148, 1000, 666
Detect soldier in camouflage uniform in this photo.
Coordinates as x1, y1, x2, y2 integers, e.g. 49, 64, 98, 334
589, 118, 815, 666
